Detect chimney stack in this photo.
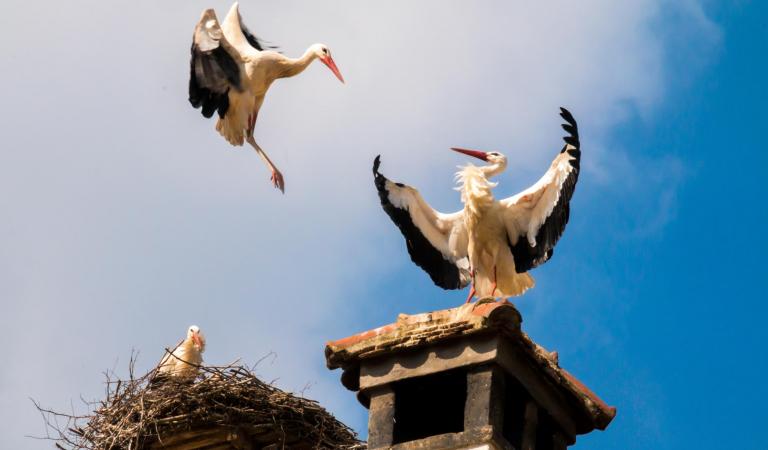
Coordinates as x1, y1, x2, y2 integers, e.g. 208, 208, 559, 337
325, 300, 616, 450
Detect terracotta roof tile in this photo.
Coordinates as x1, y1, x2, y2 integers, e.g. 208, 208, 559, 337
325, 299, 616, 431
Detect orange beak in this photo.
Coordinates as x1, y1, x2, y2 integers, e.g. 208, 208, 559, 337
451, 147, 489, 162
192, 333, 202, 348
320, 55, 345, 83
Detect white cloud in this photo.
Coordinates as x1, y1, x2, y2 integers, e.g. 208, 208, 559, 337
0, 0, 719, 447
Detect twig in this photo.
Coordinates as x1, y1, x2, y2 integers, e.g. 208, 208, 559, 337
32, 353, 363, 449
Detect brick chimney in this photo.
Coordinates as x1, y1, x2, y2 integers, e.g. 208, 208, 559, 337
325, 300, 616, 450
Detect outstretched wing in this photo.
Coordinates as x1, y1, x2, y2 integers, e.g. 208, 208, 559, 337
239, 17, 279, 52
220, 2, 279, 54
189, 9, 243, 119
501, 107, 581, 273
373, 156, 470, 290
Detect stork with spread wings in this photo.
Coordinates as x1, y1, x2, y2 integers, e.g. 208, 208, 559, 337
374, 108, 581, 302
190, 2, 344, 193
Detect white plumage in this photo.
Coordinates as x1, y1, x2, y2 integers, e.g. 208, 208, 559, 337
190, 2, 344, 193
374, 108, 581, 302
157, 325, 206, 380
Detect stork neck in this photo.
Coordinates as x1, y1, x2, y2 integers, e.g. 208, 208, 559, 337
182, 336, 204, 354
458, 166, 496, 217
181, 337, 195, 352
481, 161, 507, 179
277, 48, 317, 79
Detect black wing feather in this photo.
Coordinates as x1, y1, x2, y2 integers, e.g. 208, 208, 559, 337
189, 15, 242, 119
239, 18, 279, 52
510, 107, 581, 272
373, 156, 466, 290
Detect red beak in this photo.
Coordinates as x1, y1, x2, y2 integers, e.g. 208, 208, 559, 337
320, 55, 345, 83
451, 147, 489, 162
192, 333, 202, 348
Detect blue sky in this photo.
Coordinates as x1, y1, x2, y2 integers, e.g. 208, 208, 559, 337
0, 1, 766, 449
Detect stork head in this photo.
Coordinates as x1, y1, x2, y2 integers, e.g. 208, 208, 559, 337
187, 325, 206, 352
451, 148, 508, 179
311, 43, 344, 83
451, 148, 507, 165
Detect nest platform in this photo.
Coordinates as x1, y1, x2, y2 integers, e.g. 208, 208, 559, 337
40, 363, 363, 450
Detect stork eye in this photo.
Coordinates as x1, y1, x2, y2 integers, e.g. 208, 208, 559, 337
323, 48, 329, 55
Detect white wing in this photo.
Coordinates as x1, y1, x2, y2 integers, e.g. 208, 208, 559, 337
373, 157, 470, 289
156, 339, 185, 376
221, 2, 278, 54
501, 108, 581, 272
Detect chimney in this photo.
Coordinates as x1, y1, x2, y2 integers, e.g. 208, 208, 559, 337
325, 300, 616, 450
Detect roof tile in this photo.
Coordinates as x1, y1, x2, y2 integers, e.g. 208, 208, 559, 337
325, 299, 616, 431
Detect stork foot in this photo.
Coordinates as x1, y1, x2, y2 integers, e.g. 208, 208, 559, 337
270, 169, 285, 193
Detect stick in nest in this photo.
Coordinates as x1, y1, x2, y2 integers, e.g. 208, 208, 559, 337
31, 353, 363, 450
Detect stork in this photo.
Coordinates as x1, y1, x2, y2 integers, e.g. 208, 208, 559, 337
373, 108, 581, 302
156, 325, 206, 381
190, 3, 344, 193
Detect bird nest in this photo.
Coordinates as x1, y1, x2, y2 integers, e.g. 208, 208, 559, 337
35, 356, 364, 450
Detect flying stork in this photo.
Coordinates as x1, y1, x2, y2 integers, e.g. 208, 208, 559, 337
373, 108, 581, 302
156, 325, 206, 381
190, 2, 344, 193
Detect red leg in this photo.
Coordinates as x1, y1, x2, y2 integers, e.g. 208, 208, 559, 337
246, 135, 284, 193
490, 266, 498, 298
465, 269, 476, 304
247, 110, 259, 137
465, 284, 476, 304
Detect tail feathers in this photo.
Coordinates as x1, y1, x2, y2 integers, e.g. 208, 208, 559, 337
216, 116, 246, 145
215, 91, 251, 146
474, 270, 534, 298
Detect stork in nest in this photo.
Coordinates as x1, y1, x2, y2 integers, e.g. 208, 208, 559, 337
155, 325, 206, 382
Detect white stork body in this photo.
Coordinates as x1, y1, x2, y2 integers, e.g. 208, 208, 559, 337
374, 108, 581, 301
157, 325, 206, 381
459, 165, 536, 298
190, 3, 344, 193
